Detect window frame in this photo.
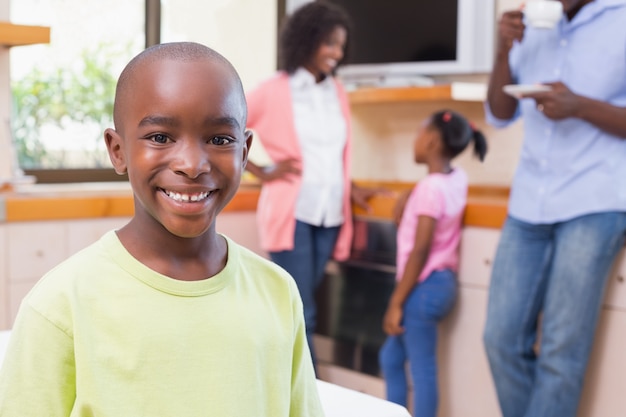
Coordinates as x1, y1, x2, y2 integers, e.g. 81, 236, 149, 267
20, 0, 159, 184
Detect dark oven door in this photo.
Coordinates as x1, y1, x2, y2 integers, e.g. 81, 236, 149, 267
315, 217, 398, 377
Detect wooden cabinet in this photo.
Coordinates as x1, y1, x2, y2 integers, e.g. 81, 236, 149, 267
67, 218, 129, 255
437, 228, 501, 416
7, 222, 69, 282
0, 218, 130, 328
577, 250, 626, 416
438, 286, 501, 417
603, 250, 626, 310
579, 308, 626, 417
457, 226, 501, 288
0, 227, 7, 330
6, 222, 70, 326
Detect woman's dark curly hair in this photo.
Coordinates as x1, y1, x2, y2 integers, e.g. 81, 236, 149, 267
279, 1, 352, 74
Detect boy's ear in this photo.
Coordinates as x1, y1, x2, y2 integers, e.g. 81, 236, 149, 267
242, 129, 253, 167
104, 128, 128, 175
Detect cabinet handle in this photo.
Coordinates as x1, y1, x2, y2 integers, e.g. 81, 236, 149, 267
617, 275, 624, 283
484, 258, 491, 266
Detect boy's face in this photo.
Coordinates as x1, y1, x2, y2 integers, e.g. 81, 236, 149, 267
105, 58, 251, 239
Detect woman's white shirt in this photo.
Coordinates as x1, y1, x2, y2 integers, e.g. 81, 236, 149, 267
289, 68, 347, 227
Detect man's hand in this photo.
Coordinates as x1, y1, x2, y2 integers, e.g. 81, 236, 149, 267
496, 10, 525, 57
525, 82, 582, 120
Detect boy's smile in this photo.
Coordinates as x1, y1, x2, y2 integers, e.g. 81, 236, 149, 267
106, 56, 251, 241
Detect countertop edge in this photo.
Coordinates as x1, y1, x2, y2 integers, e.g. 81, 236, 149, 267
0, 183, 509, 228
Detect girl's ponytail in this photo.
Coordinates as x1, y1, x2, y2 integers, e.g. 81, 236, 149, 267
471, 128, 488, 162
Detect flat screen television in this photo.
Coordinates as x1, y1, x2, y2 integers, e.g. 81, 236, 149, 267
286, 0, 496, 85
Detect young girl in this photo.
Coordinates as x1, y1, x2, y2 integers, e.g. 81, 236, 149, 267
379, 110, 488, 417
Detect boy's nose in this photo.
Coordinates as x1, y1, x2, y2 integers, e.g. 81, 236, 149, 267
171, 141, 210, 179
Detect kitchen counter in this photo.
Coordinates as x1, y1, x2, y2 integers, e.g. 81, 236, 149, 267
0, 181, 509, 228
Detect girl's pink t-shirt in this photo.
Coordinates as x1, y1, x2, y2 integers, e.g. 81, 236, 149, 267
396, 168, 468, 283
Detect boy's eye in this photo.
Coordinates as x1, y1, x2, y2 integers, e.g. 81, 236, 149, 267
150, 134, 170, 144
210, 136, 233, 146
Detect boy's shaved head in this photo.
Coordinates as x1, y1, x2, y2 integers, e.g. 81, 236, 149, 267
113, 42, 247, 132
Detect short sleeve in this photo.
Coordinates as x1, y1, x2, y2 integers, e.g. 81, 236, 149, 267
0, 304, 76, 416
414, 179, 444, 219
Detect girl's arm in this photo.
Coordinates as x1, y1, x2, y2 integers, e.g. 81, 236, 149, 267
383, 215, 437, 336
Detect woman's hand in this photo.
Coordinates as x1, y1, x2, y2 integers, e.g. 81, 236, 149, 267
383, 303, 404, 336
351, 183, 393, 212
246, 158, 300, 183
392, 190, 411, 226
261, 158, 300, 182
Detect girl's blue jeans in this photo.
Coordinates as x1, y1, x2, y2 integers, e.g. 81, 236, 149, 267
379, 269, 457, 417
483, 213, 626, 417
270, 220, 340, 365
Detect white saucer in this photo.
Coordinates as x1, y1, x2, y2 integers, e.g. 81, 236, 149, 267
503, 84, 552, 97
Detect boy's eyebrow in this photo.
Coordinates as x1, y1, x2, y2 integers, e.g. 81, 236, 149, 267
138, 115, 179, 128
209, 116, 241, 130
137, 115, 241, 129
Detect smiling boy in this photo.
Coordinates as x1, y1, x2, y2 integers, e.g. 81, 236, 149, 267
0, 42, 323, 417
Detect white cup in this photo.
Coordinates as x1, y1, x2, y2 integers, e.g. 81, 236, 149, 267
525, 0, 563, 29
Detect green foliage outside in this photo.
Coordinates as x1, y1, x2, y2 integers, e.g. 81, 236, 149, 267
11, 43, 128, 169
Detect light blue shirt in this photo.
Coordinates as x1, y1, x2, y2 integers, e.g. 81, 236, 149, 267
486, 0, 626, 224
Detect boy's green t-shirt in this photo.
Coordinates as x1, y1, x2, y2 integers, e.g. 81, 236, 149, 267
0, 231, 323, 417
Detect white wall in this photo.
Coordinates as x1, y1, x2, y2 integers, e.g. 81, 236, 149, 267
161, 0, 277, 92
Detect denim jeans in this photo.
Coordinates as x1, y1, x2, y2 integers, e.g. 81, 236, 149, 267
483, 213, 626, 417
270, 220, 340, 365
379, 269, 458, 417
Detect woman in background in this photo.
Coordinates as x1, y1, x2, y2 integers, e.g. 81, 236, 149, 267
245, 1, 374, 365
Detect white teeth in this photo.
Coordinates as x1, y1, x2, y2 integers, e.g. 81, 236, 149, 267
164, 190, 210, 202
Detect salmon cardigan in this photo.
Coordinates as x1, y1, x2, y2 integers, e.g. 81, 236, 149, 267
246, 72, 353, 261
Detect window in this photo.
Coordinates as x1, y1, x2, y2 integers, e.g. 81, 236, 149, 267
10, 0, 145, 182
9, 0, 277, 183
